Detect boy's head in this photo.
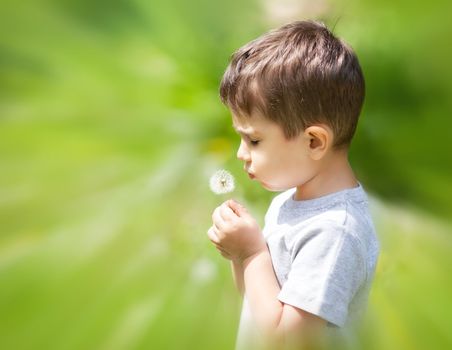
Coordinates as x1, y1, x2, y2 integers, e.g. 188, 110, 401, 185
220, 20, 365, 150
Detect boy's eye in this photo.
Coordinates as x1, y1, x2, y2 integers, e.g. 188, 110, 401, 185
239, 135, 260, 146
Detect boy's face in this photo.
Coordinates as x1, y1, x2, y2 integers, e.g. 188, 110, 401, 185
232, 112, 317, 192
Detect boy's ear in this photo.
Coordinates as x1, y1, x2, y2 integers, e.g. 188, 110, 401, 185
304, 125, 332, 160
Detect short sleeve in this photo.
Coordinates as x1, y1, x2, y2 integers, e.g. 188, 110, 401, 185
277, 223, 365, 327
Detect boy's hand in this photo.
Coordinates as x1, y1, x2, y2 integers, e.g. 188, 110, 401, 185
208, 200, 267, 262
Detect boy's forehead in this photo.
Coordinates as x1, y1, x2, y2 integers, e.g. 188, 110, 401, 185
232, 111, 281, 134
232, 113, 289, 139
232, 116, 258, 134
232, 118, 250, 130
232, 112, 265, 130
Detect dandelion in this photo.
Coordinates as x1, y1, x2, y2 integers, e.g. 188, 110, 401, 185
209, 169, 235, 194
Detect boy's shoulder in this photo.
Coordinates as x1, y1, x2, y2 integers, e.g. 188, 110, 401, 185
264, 185, 376, 240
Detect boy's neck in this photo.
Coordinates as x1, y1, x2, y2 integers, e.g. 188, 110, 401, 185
294, 150, 358, 201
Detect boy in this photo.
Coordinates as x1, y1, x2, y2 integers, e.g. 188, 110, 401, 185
207, 21, 380, 349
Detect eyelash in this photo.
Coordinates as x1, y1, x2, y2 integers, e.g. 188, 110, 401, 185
238, 134, 260, 146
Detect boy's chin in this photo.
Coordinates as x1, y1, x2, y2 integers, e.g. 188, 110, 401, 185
260, 182, 289, 192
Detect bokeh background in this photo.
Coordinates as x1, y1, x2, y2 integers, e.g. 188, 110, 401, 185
1, 0, 451, 349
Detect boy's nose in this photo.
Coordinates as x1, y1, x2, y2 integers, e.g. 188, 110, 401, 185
236, 140, 251, 162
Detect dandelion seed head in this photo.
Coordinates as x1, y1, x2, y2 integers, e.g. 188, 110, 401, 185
209, 169, 235, 194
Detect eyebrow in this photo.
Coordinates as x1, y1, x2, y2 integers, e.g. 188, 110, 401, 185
232, 125, 259, 137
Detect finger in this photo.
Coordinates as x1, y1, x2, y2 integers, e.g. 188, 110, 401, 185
208, 236, 224, 251
212, 206, 226, 230
220, 202, 237, 221
216, 246, 232, 259
215, 245, 226, 254
227, 199, 248, 217
207, 226, 220, 244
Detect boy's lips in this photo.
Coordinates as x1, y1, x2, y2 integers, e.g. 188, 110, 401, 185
244, 166, 255, 179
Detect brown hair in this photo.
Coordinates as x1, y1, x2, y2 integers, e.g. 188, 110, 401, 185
219, 20, 365, 148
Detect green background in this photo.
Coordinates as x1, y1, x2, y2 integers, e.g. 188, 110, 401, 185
1, 0, 451, 349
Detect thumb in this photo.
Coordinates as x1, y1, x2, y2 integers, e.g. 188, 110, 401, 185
227, 199, 248, 217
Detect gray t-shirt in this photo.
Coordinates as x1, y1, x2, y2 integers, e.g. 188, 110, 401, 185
236, 184, 380, 349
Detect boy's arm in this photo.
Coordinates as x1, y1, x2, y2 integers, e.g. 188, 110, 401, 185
209, 200, 326, 345
242, 249, 326, 346
231, 260, 244, 295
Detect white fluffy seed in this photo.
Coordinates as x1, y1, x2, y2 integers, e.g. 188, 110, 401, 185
209, 169, 235, 194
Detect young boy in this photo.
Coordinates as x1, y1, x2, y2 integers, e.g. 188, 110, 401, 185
207, 21, 380, 349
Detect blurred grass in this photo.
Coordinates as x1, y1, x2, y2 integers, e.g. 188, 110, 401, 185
1, 0, 452, 349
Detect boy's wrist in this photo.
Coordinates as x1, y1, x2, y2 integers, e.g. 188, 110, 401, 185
241, 246, 268, 267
